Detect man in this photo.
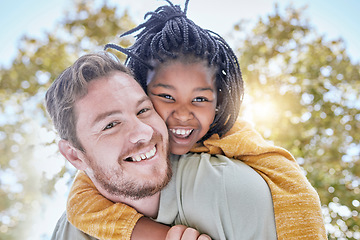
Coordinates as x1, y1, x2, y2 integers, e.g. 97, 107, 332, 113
48, 52, 276, 240
47, 51, 212, 240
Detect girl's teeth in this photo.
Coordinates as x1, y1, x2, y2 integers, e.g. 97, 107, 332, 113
171, 129, 192, 136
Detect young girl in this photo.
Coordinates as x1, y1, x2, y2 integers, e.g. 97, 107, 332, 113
66, 1, 326, 239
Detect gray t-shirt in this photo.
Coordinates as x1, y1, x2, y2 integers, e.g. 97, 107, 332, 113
156, 153, 277, 240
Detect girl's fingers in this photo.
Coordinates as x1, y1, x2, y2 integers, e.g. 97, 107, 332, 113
165, 225, 212, 240
181, 227, 200, 239
165, 225, 187, 240
198, 234, 212, 240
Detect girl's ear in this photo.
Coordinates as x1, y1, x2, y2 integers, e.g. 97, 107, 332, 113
58, 139, 87, 170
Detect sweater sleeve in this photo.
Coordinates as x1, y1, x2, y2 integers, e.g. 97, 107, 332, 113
191, 119, 327, 240
66, 171, 143, 240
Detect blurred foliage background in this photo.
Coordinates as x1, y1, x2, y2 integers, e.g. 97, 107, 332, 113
0, 0, 359, 239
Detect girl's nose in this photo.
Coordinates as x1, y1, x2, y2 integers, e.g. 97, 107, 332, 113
173, 105, 194, 122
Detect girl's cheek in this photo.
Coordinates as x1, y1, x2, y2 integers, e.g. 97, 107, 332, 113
154, 106, 169, 121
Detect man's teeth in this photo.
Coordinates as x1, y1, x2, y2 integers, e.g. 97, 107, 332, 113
170, 129, 193, 136
132, 146, 156, 162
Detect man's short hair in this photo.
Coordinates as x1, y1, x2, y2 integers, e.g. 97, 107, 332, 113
45, 52, 132, 151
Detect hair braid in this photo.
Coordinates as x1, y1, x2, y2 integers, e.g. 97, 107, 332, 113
184, 0, 190, 14
105, 0, 244, 141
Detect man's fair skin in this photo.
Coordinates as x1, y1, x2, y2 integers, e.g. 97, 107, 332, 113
59, 72, 171, 217
57, 70, 210, 240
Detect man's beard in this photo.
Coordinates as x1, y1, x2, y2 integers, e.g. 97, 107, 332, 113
95, 155, 172, 200
86, 131, 172, 200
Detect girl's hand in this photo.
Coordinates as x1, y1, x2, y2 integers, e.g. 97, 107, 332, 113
166, 225, 211, 240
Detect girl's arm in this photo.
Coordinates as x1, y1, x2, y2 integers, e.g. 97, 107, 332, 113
67, 171, 142, 240
131, 217, 169, 239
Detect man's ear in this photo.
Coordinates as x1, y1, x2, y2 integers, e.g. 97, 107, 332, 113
58, 139, 87, 170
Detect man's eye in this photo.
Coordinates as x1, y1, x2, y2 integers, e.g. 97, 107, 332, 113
193, 97, 209, 102
103, 122, 120, 130
138, 108, 151, 115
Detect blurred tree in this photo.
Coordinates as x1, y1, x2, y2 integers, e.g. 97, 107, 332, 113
0, 0, 135, 239
235, 4, 360, 240
0, 1, 359, 239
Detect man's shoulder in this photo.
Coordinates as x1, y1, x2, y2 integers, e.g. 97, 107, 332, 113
175, 153, 277, 240
179, 152, 249, 170
177, 152, 262, 186
177, 152, 272, 203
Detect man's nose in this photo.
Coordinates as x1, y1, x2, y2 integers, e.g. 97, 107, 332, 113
128, 118, 154, 144
173, 105, 194, 122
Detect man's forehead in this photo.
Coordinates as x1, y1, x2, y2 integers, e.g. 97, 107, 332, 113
74, 72, 150, 128
77, 72, 148, 112
92, 71, 140, 89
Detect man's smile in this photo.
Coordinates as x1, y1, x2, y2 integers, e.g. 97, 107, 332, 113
125, 145, 157, 162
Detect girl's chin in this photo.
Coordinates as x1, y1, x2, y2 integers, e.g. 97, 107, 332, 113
169, 144, 192, 155
169, 135, 196, 155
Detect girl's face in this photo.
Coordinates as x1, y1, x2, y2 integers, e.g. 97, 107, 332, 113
147, 61, 217, 155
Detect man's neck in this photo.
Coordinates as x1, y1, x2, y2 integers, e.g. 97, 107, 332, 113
120, 192, 161, 219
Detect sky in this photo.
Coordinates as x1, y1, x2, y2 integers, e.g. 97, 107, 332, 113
1, 0, 359, 238
0, 0, 360, 69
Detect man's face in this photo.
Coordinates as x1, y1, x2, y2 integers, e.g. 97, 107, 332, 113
74, 72, 171, 201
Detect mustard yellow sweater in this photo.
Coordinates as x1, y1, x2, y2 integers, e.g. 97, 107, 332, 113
67, 119, 327, 240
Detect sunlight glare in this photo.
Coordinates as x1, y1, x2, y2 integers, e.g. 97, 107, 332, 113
242, 94, 279, 127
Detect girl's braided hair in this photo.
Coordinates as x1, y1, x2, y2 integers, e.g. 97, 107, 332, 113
105, 0, 244, 141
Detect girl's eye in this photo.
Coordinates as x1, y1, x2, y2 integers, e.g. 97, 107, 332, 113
103, 121, 120, 131
193, 97, 209, 102
158, 94, 174, 100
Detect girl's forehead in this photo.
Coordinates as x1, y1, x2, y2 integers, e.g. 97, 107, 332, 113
157, 60, 216, 77
148, 62, 217, 91
146, 57, 218, 87
162, 58, 209, 69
